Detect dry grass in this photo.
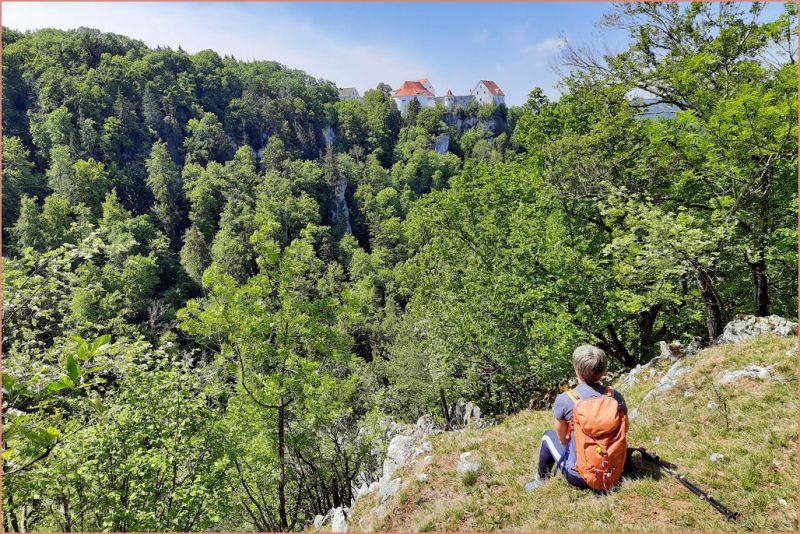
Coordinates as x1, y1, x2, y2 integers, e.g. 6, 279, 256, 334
348, 335, 798, 532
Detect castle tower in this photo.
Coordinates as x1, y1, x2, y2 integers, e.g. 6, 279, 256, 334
444, 89, 455, 111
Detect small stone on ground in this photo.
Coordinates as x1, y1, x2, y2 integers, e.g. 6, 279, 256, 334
456, 451, 481, 475
331, 506, 349, 533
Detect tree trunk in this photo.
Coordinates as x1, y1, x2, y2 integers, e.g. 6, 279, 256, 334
695, 268, 724, 340
749, 157, 773, 317
7, 489, 21, 532
439, 388, 451, 430
748, 257, 770, 316
637, 305, 661, 363
595, 324, 636, 367
62, 492, 73, 532
277, 404, 288, 531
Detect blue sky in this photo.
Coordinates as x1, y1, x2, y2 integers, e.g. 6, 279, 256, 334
1, 2, 785, 105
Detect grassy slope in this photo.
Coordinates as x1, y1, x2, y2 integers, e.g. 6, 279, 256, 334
349, 335, 798, 532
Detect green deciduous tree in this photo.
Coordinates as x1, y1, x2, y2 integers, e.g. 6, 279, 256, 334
396, 162, 585, 412
184, 111, 235, 166
2, 136, 42, 232
72, 158, 112, 216
180, 223, 356, 530
3, 339, 231, 532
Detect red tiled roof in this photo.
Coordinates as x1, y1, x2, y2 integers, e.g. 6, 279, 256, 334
480, 80, 505, 96
446, 89, 454, 96
393, 81, 434, 97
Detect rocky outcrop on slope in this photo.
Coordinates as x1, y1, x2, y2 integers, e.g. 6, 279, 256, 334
617, 337, 704, 393
621, 315, 796, 402
716, 315, 797, 344
316, 407, 484, 531
628, 315, 797, 409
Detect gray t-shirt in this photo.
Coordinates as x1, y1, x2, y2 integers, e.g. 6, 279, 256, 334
552, 383, 627, 476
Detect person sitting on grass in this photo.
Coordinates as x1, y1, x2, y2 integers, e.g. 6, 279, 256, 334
531, 344, 629, 491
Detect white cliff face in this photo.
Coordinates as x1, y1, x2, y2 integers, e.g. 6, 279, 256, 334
432, 133, 449, 155
313, 416, 441, 532
322, 123, 349, 235
323, 126, 336, 147
445, 115, 500, 134
716, 364, 784, 385
331, 178, 352, 235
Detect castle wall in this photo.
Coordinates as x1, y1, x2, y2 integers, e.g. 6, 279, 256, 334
393, 95, 432, 115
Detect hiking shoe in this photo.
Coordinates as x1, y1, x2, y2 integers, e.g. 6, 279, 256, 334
524, 475, 543, 492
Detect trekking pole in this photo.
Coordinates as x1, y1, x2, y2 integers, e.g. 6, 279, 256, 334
629, 447, 741, 522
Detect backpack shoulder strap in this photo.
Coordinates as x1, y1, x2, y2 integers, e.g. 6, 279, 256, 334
565, 389, 580, 404
604, 386, 615, 398
565, 389, 580, 442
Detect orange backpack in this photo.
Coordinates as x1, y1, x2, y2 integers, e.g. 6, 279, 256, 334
565, 387, 628, 490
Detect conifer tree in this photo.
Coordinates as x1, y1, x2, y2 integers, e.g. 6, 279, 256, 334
47, 145, 76, 202
11, 195, 44, 252
146, 141, 184, 244
72, 158, 112, 216
210, 197, 256, 282
405, 97, 421, 125
180, 224, 211, 284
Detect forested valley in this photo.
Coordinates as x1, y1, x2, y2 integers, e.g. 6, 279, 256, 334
2, 2, 797, 531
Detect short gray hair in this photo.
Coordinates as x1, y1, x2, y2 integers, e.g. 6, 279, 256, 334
572, 344, 607, 383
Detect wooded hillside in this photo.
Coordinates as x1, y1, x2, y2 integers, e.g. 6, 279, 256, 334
2, 2, 797, 531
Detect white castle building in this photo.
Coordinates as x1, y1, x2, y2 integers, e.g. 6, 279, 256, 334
391, 79, 505, 115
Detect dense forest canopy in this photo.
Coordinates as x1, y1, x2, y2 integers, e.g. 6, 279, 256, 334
2, 2, 797, 531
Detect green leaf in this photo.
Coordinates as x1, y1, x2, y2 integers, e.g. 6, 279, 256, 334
84, 364, 108, 374
66, 354, 80, 384
90, 334, 112, 352
70, 335, 90, 360
46, 376, 75, 392
19, 427, 59, 447
2, 373, 17, 391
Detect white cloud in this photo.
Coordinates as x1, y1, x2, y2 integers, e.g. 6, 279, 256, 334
492, 36, 568, 101
523, 37, 567, 57
2, 2, 430, 93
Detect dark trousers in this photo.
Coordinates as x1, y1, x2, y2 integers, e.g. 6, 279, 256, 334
537, 430, 589, 488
